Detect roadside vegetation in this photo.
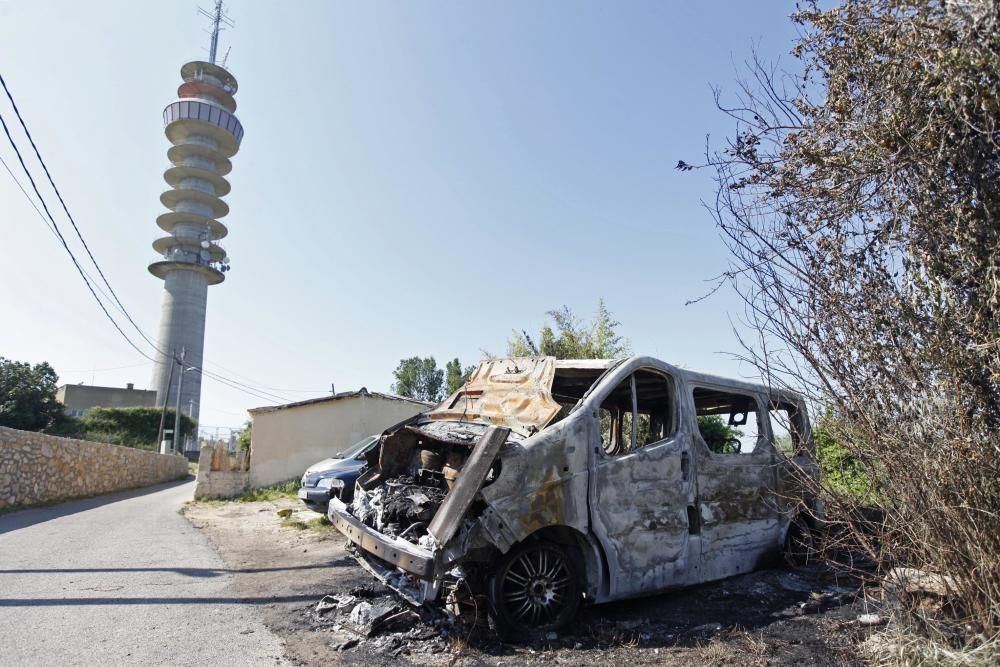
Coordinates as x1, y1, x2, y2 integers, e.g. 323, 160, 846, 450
683, 0, 1000, 659
0, 357, 195, 450
0, 357, 66, 431
55, 406, 196, 451
235, 479, 299, 502
281, 515, 332, 532
236, 420, 252, 451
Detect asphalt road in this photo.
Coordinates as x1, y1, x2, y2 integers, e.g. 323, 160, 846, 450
0, 480, 289, 666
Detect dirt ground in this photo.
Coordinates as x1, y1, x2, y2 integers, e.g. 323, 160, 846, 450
183, 499, 873, 666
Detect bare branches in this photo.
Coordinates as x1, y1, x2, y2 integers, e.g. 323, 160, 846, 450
696, 0, 1000, 639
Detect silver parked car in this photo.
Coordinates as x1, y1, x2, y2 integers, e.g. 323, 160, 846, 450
329, 356, 820, 636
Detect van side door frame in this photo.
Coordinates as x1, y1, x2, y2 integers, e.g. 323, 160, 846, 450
584, 357, 700, 600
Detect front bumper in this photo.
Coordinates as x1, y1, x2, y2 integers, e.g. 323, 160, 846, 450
327, 498, 435, 579
298, 487, 331, 506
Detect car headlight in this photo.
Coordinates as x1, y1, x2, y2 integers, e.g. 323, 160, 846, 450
316, 477, 344, 490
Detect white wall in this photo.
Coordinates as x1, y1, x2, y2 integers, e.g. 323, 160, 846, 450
248, 395, 426, 487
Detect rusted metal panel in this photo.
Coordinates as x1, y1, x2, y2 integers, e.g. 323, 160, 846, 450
426, 358, 562, 436
478, 417, 592, 549
427, 425, 509, 545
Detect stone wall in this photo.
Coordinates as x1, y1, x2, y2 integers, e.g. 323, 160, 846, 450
192, 444, 249, 500
0, 426, 189, 510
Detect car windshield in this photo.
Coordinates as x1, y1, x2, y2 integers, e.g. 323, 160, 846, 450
339, 435, 378, 460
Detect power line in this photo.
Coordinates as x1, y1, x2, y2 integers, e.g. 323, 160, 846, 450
0, 72, 162, 354
0, 107, 159, 364
0, 153, 128, 317
3, 121, 289, 403
0, 73, 307, 407
191, 358, 329, 393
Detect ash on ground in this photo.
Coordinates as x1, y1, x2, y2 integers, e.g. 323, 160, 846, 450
310, 581, 459, 658
306, 558, 867, 662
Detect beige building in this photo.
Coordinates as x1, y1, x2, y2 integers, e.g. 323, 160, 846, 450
56, 383, 158, 418
247, 388, 430, 487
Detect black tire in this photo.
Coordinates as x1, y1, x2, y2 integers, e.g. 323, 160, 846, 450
783, 517, 815, 568
487, 541, 581, 640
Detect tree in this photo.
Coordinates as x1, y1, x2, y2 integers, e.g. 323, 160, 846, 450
237, 421, 252, 451
445, 358, 474, 396
508, 299, 630, 359
0, 357, 64, 431
392, 357, 445, 402
689, 0, 1000, 638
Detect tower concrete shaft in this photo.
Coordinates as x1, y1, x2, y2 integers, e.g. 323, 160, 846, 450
149, 60, 243, 423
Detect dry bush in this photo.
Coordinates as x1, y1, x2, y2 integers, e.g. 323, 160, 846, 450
691, 0, 1000, 645
694, 630, 769, 667
860, 628, 1000, 666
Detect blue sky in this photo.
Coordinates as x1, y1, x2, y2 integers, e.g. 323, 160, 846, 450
0, 1, 801, 429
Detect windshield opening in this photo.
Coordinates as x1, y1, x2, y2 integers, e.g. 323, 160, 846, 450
340, 435, 378, 459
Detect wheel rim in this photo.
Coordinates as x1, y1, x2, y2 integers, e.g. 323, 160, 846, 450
500, 546, 572, 628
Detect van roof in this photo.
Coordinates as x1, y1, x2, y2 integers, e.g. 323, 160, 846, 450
553, 357, 804, 404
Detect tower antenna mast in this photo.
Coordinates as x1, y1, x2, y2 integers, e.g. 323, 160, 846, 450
198, 0, 234, 65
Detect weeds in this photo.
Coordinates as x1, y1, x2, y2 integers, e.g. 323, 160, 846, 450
694, 629, 769, 666
281, 517, 308, 530
280, 515, 332, 533
306, 516, 332, 530
860, 627, 1000, 667
235, 479, 299, 502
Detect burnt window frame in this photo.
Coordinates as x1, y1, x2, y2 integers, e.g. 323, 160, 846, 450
766, 397, 811, 457
594, 366, 678, 458
690, 384, 769, 457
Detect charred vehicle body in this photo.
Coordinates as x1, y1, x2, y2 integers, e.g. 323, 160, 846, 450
328, 356, 820, 635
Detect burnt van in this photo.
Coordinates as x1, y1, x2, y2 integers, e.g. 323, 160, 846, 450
329, 356, 820, 636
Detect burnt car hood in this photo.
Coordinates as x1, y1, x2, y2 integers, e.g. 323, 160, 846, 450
425, 357, 562, 437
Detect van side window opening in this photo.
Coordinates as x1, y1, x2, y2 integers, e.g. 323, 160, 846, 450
692, 387, 763, 454
600, 369, 674, 456
548, 366, 608, 425
768, 400, 806, 455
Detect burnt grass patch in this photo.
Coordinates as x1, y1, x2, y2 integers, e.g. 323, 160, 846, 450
303, 561, 868, 665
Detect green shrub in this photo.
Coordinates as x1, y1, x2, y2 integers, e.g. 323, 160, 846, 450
236, 421, 252, 451
813, 416, 873, 503
74, 406, 196, 450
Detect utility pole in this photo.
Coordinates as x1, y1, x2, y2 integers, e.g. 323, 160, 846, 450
172, 347, 187, 455
157, 354, 176, 454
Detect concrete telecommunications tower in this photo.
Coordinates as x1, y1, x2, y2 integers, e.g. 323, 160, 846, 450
149, 1, 242, 433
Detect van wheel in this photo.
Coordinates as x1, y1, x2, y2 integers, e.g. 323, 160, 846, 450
487, 541, 581, 639
783, 517, 815, 568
